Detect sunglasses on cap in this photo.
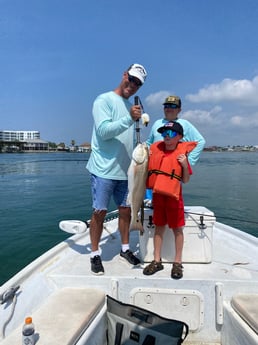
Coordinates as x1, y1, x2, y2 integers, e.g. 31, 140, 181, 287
161, 129, 178, 138
164, 104, 179, 109
128, 73, 142, 87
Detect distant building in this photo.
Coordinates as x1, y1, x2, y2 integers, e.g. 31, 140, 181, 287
0, 130, 40, 141
0, 130, 94, 153
0, 130, 48, 152
21, 139, 49, 151
78, 142, 91, 152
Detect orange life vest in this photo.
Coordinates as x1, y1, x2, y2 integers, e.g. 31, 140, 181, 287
146, 141, 197, 200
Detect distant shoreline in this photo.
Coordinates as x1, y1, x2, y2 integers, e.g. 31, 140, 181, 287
1, 150, 258, 154
0, 150, 89, 154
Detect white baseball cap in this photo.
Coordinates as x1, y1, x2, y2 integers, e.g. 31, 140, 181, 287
127, 64, 147, 84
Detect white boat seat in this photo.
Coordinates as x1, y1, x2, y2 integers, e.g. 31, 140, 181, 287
231, 294, 258, 334
2, 287, 106, 345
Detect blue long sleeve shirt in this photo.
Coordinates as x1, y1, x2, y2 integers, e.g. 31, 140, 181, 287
86, 91, 135, 179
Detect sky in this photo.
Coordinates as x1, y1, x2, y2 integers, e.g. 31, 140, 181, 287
1, 0, 258, 147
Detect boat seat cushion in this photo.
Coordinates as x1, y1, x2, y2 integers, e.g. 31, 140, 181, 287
231, 294, 258, 334
2, 287, 105, 345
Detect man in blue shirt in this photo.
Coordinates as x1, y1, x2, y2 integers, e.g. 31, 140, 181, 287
87, 64, 147, 275
146, 95, 205, 166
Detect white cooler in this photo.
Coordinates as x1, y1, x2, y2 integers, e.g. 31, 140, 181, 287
139, 206, 216, 263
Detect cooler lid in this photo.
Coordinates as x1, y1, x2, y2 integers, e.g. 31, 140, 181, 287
184, 206, 216, 224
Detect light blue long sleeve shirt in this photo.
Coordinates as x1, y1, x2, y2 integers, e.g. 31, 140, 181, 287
146, 118, 205, 166
86, 91, 135, 180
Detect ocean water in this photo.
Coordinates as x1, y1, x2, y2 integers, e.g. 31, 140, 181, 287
1, 151, 258, 286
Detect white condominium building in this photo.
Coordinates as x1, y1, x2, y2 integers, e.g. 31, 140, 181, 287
0, 130, 40, 141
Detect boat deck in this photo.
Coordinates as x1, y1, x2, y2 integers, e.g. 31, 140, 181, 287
1, 208, 258, 345
49, 217, 258, 289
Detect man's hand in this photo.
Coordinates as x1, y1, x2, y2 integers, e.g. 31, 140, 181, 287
130, 105, 142, 121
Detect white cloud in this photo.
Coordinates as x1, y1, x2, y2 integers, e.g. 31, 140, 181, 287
182, 106, 222, 125
145, 90, 172, 107
144, 87, 258, 144
186, 76, 258, 105
231, 112, 258, 127
231, 116, 244, 126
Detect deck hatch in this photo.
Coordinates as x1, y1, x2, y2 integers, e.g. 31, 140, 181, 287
130, 287, 204, 332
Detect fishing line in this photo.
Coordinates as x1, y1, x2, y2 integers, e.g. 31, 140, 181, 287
186, 212, 258, 225
138, 97, 146, 113
102, 209, 258, 227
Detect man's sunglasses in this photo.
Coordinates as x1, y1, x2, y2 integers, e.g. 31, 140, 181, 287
128, 73, 142, 87
164, 104, 179, 109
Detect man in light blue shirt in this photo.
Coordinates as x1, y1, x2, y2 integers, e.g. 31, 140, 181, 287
86, 92, 135, 179
86, 64, 147, 275
146, 95, 205, 166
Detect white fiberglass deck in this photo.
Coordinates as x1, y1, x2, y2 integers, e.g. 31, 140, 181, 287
1, 207, 258, 344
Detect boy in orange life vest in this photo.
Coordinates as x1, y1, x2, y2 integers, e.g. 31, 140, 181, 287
143, 121, 197, 279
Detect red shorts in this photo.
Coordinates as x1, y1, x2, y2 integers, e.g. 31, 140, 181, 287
152, 193, 185, 228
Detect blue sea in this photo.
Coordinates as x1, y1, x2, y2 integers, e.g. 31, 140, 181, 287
1, 151, 258, 286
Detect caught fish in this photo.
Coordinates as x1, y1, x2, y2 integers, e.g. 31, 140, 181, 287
127, 142, 149, 232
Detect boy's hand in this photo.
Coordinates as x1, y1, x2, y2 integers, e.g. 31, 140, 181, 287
177, 154, 188, 168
